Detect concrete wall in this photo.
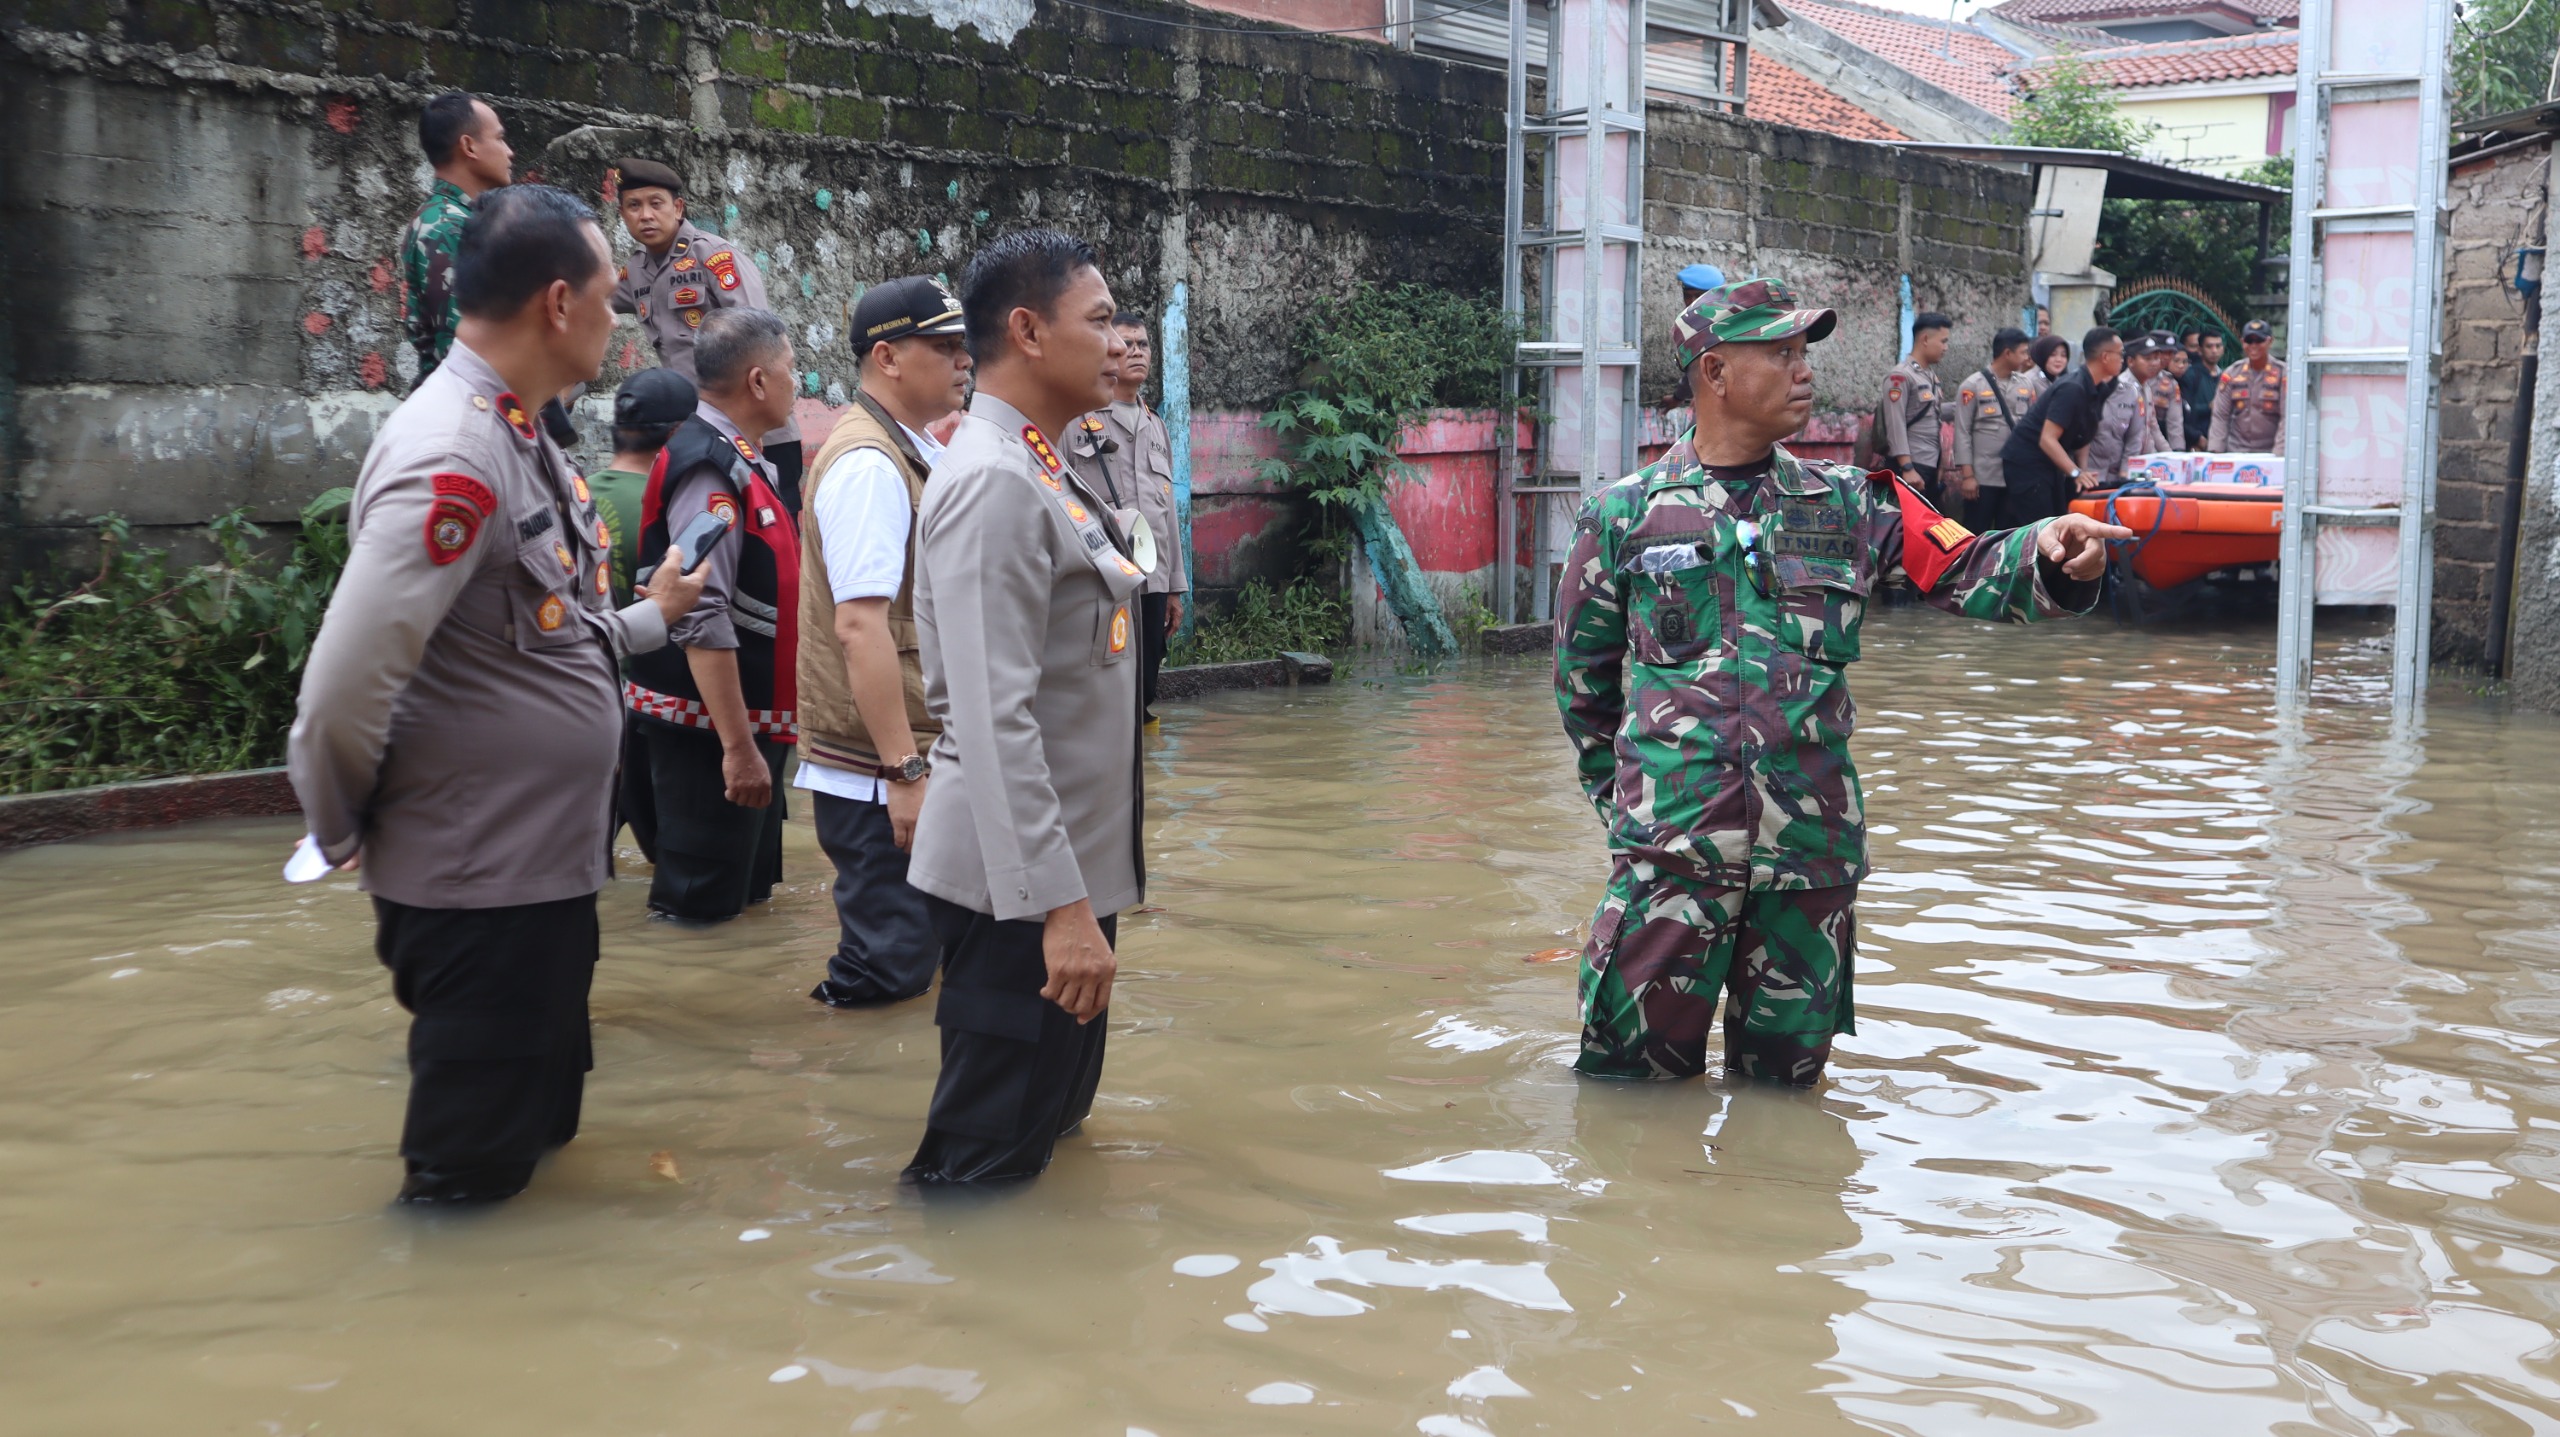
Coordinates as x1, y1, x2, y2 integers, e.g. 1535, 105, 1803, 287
0, 0, 2033, 616
1644, 102, 2034, 417
2435, 138, 2548, 671
0, 0, 1508, 579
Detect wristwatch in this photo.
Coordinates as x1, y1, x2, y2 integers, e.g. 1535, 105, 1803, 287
882, 754, 929, 784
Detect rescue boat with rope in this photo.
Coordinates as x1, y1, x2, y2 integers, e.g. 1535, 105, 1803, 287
2067, 465, 2284, 592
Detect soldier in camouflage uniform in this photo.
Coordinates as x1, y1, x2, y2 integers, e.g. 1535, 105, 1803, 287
399, 93, 513, 388
1554, 279, 2129, 1086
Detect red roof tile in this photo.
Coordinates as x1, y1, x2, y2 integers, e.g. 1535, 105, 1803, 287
2018, 30, 2299, 89
1990, 0, 2295, 21
1783, 0, 2022, 117
1744, 54, 1907, 140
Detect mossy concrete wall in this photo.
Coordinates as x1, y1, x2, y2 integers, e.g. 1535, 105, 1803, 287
0, 0, 1506, 580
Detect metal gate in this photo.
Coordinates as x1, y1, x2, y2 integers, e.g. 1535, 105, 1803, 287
2274, 0, 2456, 715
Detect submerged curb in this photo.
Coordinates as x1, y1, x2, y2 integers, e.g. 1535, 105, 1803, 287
0, 767, 301, 854
1478, 623, 1548, 656
1156, 651, 1336, 701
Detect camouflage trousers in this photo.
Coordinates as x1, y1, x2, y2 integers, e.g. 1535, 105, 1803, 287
1576, 861, 1858, 1086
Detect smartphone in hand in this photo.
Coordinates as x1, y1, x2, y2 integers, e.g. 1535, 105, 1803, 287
672, 510, 733, 575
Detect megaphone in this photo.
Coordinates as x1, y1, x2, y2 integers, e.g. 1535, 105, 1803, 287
1125, 511, 1159, 576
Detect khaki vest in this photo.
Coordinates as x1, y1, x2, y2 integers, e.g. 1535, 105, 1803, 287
795, 392, 937, 776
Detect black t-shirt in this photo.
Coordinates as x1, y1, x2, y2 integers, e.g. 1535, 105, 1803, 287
1999, 366, 2117, 477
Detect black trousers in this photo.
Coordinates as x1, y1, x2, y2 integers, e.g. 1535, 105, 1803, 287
812, 791, 937, 1005
1139, 591, 1170, 718
373, 893, 598, 1203
620, 720, 788, 921
904, 896, 1115, 1187
1998, 463, 2072, 527
1911, 462, 1941, 509
766, 440, 805, 516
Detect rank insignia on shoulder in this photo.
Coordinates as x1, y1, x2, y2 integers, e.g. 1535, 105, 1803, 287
494, 391, 537, 441
536, 594, 566, 631
706, 251, 741, 291
572, 475, 591, 504
1021, 424, 1065, 476
730, 435, 760, 465
708, 493, 739, 526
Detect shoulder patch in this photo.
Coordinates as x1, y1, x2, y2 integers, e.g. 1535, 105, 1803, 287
424, 472, 492, 564
706, 492, 740, 526
706, 250, 741, 291
1886, 375, 1904, 404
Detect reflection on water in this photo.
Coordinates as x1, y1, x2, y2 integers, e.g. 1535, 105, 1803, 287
6, 608, 2560, 1433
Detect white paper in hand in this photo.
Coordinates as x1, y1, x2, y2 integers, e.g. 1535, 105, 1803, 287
283, 834, 334, 884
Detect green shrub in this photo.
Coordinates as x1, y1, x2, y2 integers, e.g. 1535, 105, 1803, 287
1166, 578, 1348, 667
0, 491, 352, 795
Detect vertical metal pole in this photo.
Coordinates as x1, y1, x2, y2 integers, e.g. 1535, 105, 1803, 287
1163, 281, 1194, 643
1498, 0, 1526, 625
2391, 0, 2454, 719
2273, 1, 2324, 703
1580, 0, 1608, 516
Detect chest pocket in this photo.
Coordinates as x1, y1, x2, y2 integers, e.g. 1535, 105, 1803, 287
1620, 541, 1720, 667
1769, 557, 1868, 665
510, 506, 589, 651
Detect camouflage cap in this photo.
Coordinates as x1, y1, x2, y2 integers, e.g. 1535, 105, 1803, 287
1671, 278, 1838, 370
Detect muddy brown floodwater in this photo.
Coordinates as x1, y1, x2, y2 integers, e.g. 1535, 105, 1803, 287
6, 606, 2560, 1434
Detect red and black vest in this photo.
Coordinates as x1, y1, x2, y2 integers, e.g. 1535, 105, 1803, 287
623, 416, 801, 741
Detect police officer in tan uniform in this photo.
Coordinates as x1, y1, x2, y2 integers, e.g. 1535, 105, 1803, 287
903, 229, 1142, 1188
608, 157, 805, 508
289, 186, 707, 1206
1947, 326, 2037, 527
2208, 317, 2286, 453
2088, 331, 2176, 484
1881, 311, 1951, 504
1068, 309, 1190, 725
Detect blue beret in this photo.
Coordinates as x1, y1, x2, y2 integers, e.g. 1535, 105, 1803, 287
1678, 263, 1726, 292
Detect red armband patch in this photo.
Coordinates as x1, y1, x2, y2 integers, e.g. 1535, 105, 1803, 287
1873, 468, 1975, 593
706, 250, 740, 291
707, 492, 739, 526
424, 472, 496, 564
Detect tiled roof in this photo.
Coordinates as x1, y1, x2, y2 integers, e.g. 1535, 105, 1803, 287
1783, 0, 2022, 116
2018, 30, 2299, 89
1989, 0, 2297, 21
1744, 54, 1907, 140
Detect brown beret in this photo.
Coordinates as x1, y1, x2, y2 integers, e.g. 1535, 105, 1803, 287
613, 157, 683, 197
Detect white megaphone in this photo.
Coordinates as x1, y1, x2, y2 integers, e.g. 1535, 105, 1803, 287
1125, 511, 1159, 576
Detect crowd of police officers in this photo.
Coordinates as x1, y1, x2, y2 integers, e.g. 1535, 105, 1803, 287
294, 93, 2207, 1209
293, 93, 1176, 1204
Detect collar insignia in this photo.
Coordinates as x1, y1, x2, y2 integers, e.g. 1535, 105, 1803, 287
494, 391, 537, 442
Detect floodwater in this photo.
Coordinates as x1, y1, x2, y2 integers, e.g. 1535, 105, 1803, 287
6, 607, 2560, 1436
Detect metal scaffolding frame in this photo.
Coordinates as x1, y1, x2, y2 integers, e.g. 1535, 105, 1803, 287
1498, 0, 1649, 623
2274, 0, 2455, 715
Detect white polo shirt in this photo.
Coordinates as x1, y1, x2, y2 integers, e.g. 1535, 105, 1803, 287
792, 418, 945, 804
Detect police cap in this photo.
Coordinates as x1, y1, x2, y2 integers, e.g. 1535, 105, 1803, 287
614, 157, 684, 198
2241, 318, 2273, 341
853, 275, 967, 348
614, 367, 698, 428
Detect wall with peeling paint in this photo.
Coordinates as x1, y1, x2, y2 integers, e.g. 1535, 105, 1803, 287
0, 0, 1507, 582
0, 0, 2029, 607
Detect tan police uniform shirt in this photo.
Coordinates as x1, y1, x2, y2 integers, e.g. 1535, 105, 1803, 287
908, 393, 1147, 923
612, 219, 800, 451
1948, 365, 2039, 492
288, 342, 670, 909
2208, 357, 2285, 453
1879, 359, 1943, 470
1067, 400, 1190, 597
2087, 370, 2168, 483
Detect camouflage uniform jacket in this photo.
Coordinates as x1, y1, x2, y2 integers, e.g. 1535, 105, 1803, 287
1554, 435, 2098, 890
399, 179, 472, 388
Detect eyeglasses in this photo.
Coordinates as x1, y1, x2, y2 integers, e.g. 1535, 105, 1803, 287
1735, 519, 1778, 601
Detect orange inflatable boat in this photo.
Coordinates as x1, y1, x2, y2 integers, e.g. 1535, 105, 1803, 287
2069, 480, 2282, 590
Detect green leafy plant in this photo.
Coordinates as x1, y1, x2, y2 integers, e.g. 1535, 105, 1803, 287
2008, 51, 2159, 156
2455, 0, 2560, 124
0, 490, 353, 794
2098, 156, 2294, 326
1165, 578, 1348, 667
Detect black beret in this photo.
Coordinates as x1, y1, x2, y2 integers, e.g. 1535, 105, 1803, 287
614, 157, 683, 197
